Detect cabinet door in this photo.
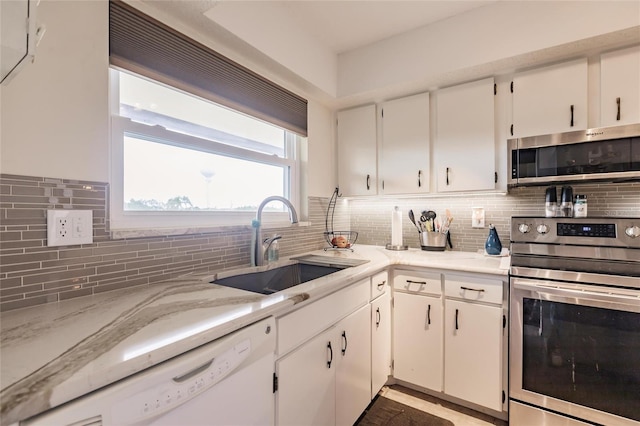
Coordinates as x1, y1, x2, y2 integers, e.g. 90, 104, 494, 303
380, 93, 430, 194
435, 77, 496, 192
393, 292, 443, 391
600, 45, 640, 127
444, 299, 502, 411
512, 58, 588, 138
276, 326, 336, 426
336, 305, 372, 426
337, 105, 377, 196
371, 289, 391, 399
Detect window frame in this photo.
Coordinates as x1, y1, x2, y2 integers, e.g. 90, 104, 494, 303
109, 69, 302, 233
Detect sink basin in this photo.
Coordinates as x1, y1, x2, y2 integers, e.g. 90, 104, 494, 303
212, 256, 369, 295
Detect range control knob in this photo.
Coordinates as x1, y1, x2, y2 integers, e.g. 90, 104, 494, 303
518, 223, 531, 234
625, 225, 640, 238
536, 224, 550, 235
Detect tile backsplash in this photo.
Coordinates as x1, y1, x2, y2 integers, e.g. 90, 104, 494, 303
347, 182, 640, 251
1, 174, 638, 312
0, 174, 329, 312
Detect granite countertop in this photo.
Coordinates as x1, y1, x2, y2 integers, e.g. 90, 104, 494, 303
0, 245, 508, 424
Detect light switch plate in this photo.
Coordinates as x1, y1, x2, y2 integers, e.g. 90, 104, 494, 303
47, 209, 93, 246
472, 207, 485, 228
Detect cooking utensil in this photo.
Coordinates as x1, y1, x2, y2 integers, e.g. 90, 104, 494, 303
422, 210, 436, 232
408, 210, 422, 233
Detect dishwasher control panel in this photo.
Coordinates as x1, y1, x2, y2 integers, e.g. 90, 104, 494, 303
112, 339, 251, 424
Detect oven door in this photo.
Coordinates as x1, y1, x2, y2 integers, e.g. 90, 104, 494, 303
510, 277, 640, 426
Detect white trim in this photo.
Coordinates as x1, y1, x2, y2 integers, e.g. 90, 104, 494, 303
109, 69, 303, 235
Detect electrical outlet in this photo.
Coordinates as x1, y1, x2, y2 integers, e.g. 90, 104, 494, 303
472, 207, 485, 228
47, 210, 93, 247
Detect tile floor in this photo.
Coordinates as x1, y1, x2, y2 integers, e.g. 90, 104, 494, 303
380, 385, 509, 426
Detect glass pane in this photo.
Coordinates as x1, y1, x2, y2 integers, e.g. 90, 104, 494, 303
118, 71, 285, 157
522, 298, 640, 421
124, 136, 286, 211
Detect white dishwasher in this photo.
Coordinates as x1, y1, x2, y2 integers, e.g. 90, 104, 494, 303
22, 317, 276, 426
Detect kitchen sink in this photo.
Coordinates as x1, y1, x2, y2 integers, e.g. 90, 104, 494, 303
212, 256, 369, 295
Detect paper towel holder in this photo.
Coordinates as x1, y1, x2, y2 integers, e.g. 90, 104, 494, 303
386, 206, 408, 251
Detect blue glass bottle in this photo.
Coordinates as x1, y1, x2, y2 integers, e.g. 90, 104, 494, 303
485, 224, 502, 255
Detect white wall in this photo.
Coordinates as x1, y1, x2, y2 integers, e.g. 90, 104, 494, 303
203, 1, 338, 99
0, 0, 109, 181
0, 0, 337, 195
338, 1, 640, 100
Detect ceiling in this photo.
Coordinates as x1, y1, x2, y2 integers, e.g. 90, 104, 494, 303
204, 1, 497, 55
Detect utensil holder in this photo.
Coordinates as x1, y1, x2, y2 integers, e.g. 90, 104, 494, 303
420, 232, 447, 251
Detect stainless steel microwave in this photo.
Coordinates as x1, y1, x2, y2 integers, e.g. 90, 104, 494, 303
508, 123, 640, 187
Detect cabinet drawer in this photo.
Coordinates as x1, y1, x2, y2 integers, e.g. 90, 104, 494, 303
394, 272, 442, 295
370, 271, 389, 300
444, 275, 503, 305
277, 279, 369, 356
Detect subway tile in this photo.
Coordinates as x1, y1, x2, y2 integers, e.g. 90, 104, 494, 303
1, 283, 44, 297
0, 295, 56, 312
59, 287, 94, 301
44, 278, 88, 291
0, 277, 22, 289
0, 262, 42, 274
22, 267, 97, 286
93, 278, 148, 294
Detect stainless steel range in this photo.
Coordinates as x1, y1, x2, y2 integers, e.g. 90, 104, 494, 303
509, 217, 640, 426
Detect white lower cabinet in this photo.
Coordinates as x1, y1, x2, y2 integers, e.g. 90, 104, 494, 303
276, 325, 336, 426
392, 270, 507, 413
444, 299, 503, 411
393, 291, 443, 391
335, 305, 372, 426
276, 304, 371, 426
371, 287, 391, 398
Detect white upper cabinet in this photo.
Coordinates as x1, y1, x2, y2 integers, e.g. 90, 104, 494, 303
379, 92, 430, 194
435, 77, 496, 192
511, 58, 588, 138
600, 45, 640, 127
337, 105, 377, 196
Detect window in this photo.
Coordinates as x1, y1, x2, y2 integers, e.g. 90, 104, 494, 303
110, 70, 304, 231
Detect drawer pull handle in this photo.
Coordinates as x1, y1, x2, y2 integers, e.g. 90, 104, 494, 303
377, 280, 386, 290
460, 286, 485, 293
172, 359, 213, 383
426, 304, 431, 326
376, 307, 381, 328
570, 104, 574, 127
455, 308, 459, 330
327, 342, 333, 368
405, 279, 427, 290
341, 331, 348, 356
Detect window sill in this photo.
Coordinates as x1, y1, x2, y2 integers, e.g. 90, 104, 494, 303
110, 221, 311, 240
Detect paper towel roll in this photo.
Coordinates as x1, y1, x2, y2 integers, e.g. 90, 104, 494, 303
391, 206, 402, 246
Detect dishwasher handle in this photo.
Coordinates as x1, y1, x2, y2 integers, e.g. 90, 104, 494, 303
172, 359, 214, 383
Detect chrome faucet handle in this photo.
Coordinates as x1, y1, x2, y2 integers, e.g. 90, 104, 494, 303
263, 235, 282, 246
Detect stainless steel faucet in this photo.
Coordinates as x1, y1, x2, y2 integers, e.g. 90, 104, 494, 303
253, 196, 298, 266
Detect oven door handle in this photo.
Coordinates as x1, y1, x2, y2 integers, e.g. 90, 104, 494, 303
512, 280, 640, 312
